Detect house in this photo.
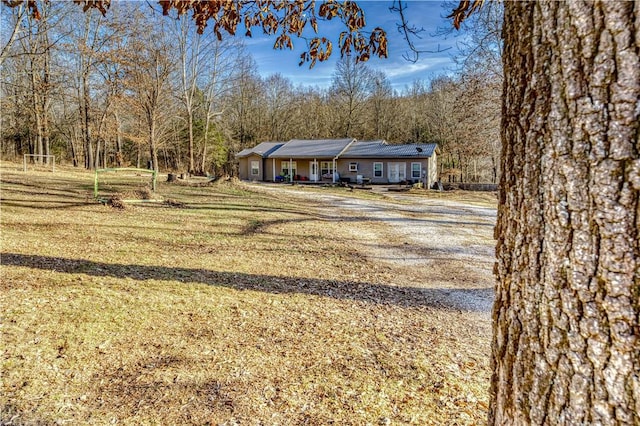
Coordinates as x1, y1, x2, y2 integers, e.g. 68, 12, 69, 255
267, 138, 356, 183
236, 138, 439, 188
339, 140, 438, 187
236, 141, 285, 182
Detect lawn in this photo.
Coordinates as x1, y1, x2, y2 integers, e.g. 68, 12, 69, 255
1, 163, 494, 425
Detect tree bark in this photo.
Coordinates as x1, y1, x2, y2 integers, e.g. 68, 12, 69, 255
114, 111, 123, 166
148, 112, 159, 173
80, 73, 93, 169
30, 61, 43, 163
491, 1, 639, 424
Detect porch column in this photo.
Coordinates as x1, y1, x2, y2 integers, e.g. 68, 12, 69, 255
332, 158, 336, 183
272, 159, 276, 182
289, 158, 293, 182
314, 159, 318, 182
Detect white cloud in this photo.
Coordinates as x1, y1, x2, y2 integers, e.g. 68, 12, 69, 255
382, 57, 453, 79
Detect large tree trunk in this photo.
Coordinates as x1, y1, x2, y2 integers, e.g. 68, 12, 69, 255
491, 1, 639, 424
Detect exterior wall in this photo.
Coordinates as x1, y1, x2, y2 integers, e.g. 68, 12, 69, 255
273, 159, 335, 182
245, 156, 438, 185
427, 151, 438, 188
239, 155, 263, 181
264, 158, 276, 181
337, 158, 434, 185
238, 158, 249, 180
336, 159, 378, 183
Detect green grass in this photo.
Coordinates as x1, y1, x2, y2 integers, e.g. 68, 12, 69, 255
1, 163, 492, 425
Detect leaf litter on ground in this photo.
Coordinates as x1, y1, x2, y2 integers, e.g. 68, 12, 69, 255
1, 163, 495, 425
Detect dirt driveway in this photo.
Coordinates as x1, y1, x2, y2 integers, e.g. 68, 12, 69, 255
252, 184, 497, 314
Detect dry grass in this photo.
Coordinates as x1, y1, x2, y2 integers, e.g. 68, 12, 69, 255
1, 162, 494, 425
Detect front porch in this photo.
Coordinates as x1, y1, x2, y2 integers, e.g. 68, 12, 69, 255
272, 158, 339, 183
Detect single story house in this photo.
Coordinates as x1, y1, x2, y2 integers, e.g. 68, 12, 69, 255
339, 141, 438, 187
267, 138, 356, 183
236, 141, 285, 182
236, 138, 439, 188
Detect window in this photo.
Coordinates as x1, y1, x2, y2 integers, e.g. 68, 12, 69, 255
349, 162, 358, 172
250, 160, 259, 175
320, 161, 334, 176
281, 161, 297, 176
411, 163, 421, 179
373, 162, 383, 178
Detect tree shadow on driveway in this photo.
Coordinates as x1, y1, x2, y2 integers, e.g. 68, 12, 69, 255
2, 252, 493, 313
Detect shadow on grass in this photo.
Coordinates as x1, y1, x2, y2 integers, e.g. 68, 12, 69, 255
1, 198, 91, 210
1, 252, 493, 313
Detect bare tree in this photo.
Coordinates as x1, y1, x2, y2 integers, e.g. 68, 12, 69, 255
16, 1, 55, 164
263, 73, 295, 141
66, 6, 113, 169
367, 70, 394, 141
288, 86, 331, 140
225, 53, 264, 151
453, 0, 503, 80
173, 14, 203, 175
329, 56, 375, 138
198, 37, 239, 175
122, 13, 176, 172
0, 1, 27, 66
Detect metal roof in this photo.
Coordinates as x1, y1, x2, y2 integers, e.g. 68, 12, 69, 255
341, 141, 438, 158
237, 139, 438, 160
235, 142, 285, 158
268, 138, 356, 159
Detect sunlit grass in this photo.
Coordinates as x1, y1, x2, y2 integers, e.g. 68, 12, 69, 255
1, 163, 492, 425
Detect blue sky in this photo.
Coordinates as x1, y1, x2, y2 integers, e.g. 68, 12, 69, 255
244, 1, 464, 90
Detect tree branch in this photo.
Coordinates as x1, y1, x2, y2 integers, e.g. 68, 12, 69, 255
389, 0, 452, 63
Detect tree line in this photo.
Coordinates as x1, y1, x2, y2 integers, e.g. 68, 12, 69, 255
1, 1, 501, 182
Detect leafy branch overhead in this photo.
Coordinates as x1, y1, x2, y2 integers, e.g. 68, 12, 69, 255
3, 0, 481, 66
4, 0, 389, 68
447, 0, 485, 30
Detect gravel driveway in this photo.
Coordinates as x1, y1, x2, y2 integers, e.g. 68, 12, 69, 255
252, 184, 497, 314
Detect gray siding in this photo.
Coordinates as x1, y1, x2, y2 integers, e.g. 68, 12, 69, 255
238, 157, 248, 180
238, 155, 263, 181
337, 158, 430, 185
264, 159, 276, 181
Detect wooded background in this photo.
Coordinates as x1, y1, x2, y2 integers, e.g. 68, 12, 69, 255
1, 1, 502, 183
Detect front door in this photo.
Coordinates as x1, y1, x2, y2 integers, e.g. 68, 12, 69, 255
388, 162, 406, 183
309, 161, 318, 181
